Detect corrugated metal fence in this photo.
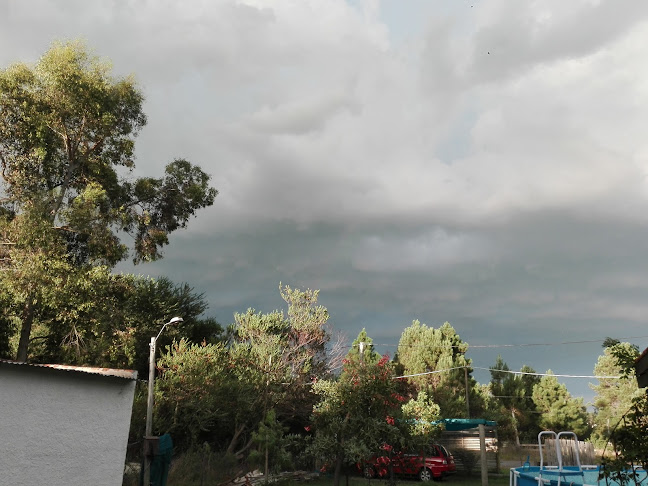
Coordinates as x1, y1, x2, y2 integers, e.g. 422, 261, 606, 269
438, 428, 499, 473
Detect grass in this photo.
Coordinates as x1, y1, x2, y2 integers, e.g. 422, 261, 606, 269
129, 447, 515, 486
302, 475, 510, 486
161, 473, 512, 486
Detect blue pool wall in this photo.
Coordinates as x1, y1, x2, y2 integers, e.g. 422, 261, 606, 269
511, 466, 647, 486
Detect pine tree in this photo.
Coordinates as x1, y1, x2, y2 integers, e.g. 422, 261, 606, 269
533, 371, 590, 437
396, 320, 472, 417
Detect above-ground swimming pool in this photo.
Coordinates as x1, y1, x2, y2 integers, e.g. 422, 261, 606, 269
511, 466, 648, 486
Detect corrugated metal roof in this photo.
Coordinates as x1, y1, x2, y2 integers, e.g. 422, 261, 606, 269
0, 359, 137, 380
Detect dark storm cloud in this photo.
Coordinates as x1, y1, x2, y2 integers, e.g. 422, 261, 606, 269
3, 0, 648, 403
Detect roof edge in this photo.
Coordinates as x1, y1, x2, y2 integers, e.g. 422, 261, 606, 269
0, 359, 138, 380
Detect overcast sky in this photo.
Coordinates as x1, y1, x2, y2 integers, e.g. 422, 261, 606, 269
3, 0, 648, 404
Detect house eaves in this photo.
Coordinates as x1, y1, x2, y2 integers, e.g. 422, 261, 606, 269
0, 359, 138, 380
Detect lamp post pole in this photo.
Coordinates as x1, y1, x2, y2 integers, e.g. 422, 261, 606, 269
143, 316, 183, 486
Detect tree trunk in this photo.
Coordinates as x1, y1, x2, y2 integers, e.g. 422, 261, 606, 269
264, 440, 269, 481
511, 409, 520, 447
227, 423, 246, 456
16, 298, 34, 362
333, 452, 343, 486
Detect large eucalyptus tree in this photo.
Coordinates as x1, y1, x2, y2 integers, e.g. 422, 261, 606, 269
0, 41, 217, 361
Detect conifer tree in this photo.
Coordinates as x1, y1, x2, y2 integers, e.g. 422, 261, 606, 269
396, 320, 474, 417
533, 371, 590, 438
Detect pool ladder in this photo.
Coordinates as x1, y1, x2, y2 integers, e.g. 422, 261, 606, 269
536, 431, 585, 486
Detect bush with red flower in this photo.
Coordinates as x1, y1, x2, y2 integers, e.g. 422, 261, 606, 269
308, 330, 408, 486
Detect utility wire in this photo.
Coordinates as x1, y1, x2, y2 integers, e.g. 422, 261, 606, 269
392, 365, 621, 380
471, 366, 620, 379
393, 366, 467, 379
364, 334, 648, 350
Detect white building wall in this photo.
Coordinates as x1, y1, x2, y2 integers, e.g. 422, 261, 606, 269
0, 364, 136, 486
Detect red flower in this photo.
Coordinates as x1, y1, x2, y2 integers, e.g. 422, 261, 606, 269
304, 425, 312, 432
386, 416, 395, 426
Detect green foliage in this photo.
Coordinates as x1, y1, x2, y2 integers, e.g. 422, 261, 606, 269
487, 357, 540, 443
120, 276, 224, 376
2, 270, 222, 376
610, 393, 648, 471
597, 345, 648, 486
401, 390, 442, 440
151, 285, 334, 455
0, 41, 216, 263
230, 285, 333, 429
600, 393, 648, 486
532, 371, 590, 438
590, 343, 641, 447
249, 409, 293, 473
603, 337, 621, 349
309, 331, 409, 486
0, 292, 16, 358
453, 449, 479, 476
155, 339, 234, 449
0, 40, 217, 362
164, 445, 240, 486
396, 320, 474, 417
347, 328, 380, 365
608, 342, 640, 378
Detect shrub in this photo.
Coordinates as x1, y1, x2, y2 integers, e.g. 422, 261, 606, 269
453, 449, 480, 476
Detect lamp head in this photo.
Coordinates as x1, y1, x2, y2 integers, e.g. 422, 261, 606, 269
155, 316, 184, 341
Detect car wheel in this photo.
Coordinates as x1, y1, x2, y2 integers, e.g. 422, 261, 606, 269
419, 468, 433, 482
364, 465, 376, 479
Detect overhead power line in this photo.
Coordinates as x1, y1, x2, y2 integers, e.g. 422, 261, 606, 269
392, 365, 621, 381
364, 334, 648, 350
471, 366, 620, 379
394, 366, 467, 379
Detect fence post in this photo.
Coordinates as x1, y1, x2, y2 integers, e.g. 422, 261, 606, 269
480, 424, 488, 486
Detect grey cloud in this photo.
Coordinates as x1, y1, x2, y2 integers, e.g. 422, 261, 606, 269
244, 91, 362, 135
467, 2, 648, 85
5, 0, 648, 405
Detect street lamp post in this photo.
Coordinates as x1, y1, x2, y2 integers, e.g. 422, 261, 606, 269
143, 316, 183, 486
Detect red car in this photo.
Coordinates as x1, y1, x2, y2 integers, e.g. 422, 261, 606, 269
362, 444, 456, 481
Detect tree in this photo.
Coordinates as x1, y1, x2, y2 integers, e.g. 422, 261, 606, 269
488, 357, 540, 444
400, 390, 442, 449
532, 371, 590, 438
595, 343, 648, 486
600, 393, 648, 486
309, 333, 405, 486
153, 339, 236, 449
249, 409, 291, 476
0, 41, 217, 361
151, 286, 336, 455
0, 208, 77, 361
396, 320, 475, 417
22, 273, 224, 375
603, 337, 621, 349
226, 285, 335, 450
347, 328, 380, 365
590, 343, 642, 447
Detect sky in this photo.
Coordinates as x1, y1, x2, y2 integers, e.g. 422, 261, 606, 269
2, 0, 648, 406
